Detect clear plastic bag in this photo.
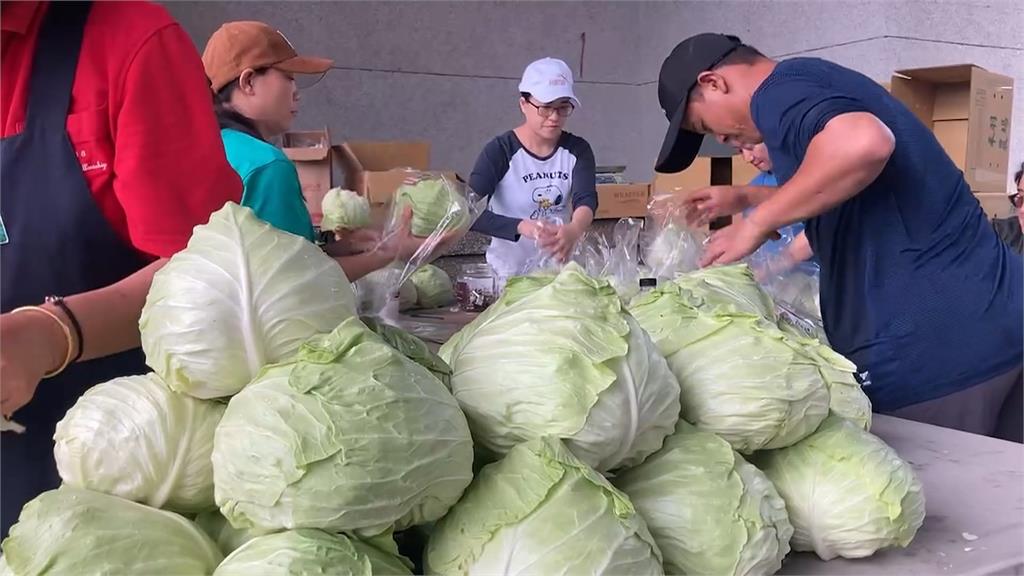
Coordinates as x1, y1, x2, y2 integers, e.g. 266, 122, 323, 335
577, 217, 644, 299
746, 229, 827, 343
361, 171, 486, 323
641, 193, 707, 281
518, 216, 569, 277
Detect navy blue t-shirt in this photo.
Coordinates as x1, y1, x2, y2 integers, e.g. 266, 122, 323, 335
751, 57, 1023, 411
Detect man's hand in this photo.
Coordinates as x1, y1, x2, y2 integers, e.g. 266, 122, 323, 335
0, 308, 70, 417
683, 185, 750, 226
700, 218, 775, 268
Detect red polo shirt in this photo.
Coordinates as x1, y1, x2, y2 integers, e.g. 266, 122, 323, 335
1, 1, 242, 258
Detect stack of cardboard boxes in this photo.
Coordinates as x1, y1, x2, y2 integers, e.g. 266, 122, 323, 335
282, 129, 458, 229
890, 64, 1015, 218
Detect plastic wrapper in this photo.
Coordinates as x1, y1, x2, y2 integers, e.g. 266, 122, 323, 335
641, 193, 706, 281
1, 415, 26, 434
576, 217, 645, 300
746, 228, 826, 343
360, 171, 486, 322
517, 215, 571, 277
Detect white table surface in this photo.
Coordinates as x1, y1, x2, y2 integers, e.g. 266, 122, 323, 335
780, 415, 1024, 575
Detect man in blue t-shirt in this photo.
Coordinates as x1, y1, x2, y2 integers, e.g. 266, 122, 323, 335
653, 33, 1022, 440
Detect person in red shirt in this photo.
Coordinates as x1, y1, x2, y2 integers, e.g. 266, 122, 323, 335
0, 1, 242, 536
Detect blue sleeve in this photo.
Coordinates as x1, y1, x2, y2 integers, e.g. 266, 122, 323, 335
241, 159, 316, 242
752, 67, 871, 151
748, 172, 778, 187
468, 136, 521, 241
568, 138, 598, 214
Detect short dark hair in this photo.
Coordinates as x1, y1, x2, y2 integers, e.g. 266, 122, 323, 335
520, 92, 532, 101
1015, 161, 1023, 186
715, 44, 765, 67
689, 44, 766, 103
212, 68, 269, 109
210, 68, 269, 141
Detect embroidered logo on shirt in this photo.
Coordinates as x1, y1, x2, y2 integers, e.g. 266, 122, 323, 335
82, 161, 108, 173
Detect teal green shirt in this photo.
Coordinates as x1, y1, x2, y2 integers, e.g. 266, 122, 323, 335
220, 128, 316, 242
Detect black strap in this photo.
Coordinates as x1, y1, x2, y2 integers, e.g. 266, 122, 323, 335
25, 1, 93, 126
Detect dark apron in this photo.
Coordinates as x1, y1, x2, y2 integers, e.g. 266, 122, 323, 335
0, 2, 149, 538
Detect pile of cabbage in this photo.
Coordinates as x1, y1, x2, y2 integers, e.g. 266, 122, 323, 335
1, 211, 926, 576
2, 204, 470, 575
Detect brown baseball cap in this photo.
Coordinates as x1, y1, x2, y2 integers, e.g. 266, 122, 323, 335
203, 21, 333, 93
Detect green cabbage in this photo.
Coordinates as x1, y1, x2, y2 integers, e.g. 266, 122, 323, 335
213, 317, 473, 534
410, 264, 454, 308
629, 267, 830, 454
1, 487, 222, 575
614, 420, 792, 576
321, 187, 371, 231
361, 316, 452, 388
670, 264, 778, 320
787, 336, 872, 430
439, 263, 681, 472
753, 415, 925, 560
140, 202, 357, 399
425, 438, 664, 575
213, 529, 412, 576
195, 510, 259, 556
394, 178, 469, 237
53, 373, 225, 513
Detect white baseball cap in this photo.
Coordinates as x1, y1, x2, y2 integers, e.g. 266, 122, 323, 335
518, 57, 580, 108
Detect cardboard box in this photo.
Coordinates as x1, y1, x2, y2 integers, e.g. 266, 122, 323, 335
652, 157, 711, 195
891, 65, 1014, 193
595, 183, 650, 219
732, 155, 761, 185
974, 193, 1016, 219
652, 156, 763, 194
337, 141, 431, 204
282, 128, 334, 226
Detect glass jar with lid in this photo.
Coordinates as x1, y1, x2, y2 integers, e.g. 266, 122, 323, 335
454, 263, 496, 312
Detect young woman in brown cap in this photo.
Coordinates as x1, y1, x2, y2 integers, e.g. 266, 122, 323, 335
202, 21, 408, 281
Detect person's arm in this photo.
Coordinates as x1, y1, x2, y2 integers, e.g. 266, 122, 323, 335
1, 21, 242, 417
54, 260, 166, 362
567, 139, 597, 235
468, 137, 524, 241
745, 112, 894, 235
786, 230, 814, 263
543, 140, 597, 261
1, 261, 167, 416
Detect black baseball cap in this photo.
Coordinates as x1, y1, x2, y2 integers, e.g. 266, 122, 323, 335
655, 33, 744, 173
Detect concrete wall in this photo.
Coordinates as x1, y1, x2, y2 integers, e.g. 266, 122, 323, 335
165, 0, 1024, 189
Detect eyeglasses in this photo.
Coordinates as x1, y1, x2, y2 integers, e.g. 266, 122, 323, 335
526, 99, 574, 118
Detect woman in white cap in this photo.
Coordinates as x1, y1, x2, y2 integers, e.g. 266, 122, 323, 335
202, 21, 412, 281
468, 57, 598, 279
